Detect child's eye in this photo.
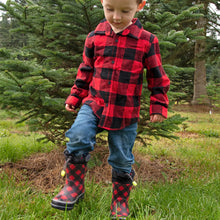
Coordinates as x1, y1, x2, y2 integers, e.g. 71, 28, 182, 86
107, 8, 114, 11
122, 10, 130, 13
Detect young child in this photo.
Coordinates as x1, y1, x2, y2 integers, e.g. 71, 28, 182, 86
51, 0, 170, 218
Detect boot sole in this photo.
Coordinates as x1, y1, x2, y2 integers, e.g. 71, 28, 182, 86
51, 193, 84, 211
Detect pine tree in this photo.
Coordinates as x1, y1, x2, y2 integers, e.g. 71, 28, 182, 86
0, 0, 104, 143
192, 0, 210, 105
0, 12, 27, 48
0, 48, 74, 143
137, 0, 204, 103
139, 0, 219, 106
192, 0, 220, 105
0, 0, 187, 144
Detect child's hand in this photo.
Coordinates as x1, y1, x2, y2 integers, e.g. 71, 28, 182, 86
65, 104, 77, 113
150, 114, 165, 123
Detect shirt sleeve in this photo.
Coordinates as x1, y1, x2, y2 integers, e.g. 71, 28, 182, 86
65, 32, 95, 108
144, 35, 170, 118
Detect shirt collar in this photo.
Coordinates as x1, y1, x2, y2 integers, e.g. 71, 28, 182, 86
94, 18, 143, 39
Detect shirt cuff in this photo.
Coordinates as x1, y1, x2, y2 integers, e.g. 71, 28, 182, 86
150, 104, 168, 118
65, 95, 82, 108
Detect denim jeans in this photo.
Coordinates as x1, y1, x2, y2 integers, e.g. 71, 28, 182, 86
65, 104, 137, 173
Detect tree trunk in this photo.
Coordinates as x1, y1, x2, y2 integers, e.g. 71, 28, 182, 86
192, 1, 210, 105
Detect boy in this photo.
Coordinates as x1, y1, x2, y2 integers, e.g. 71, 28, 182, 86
51, 0, 170, 219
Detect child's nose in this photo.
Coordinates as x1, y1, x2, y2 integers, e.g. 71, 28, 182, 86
113, 11, 121, 21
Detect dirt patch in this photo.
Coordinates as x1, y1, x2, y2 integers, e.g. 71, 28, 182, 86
0, 147, 184, 193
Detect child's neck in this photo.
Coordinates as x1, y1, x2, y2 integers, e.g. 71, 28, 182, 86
110, 21, 132, 34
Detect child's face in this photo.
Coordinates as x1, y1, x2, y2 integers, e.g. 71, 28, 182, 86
101, 0, 144, 33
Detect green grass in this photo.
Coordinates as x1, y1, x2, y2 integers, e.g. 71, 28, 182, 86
0, 110, 55, 163
0, 109, 220, 219
0, 133, 55, 163
0, 174, 219, 220
138, 136, 219, 176
131, 177, 220, 220
178, 111, 220, 136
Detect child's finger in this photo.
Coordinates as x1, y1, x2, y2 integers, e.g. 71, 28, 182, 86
150, 114, 165, 123
65, 104, 76, 112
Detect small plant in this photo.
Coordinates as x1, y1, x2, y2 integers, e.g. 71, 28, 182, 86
208, 117, 214, 123
182, 123, 188, 131
199, 129, 219, 138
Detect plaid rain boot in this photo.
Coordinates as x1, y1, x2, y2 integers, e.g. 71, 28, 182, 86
51, 150, 90, 211
111, 169, 135, 219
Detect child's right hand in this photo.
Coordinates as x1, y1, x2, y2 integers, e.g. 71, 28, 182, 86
150, 114, 165, 123
65, 104, 77, 113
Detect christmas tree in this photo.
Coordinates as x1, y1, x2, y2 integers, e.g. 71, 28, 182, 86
2, 0, 211, 144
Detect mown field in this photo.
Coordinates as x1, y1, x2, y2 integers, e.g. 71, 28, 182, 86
0, 107, 219, 220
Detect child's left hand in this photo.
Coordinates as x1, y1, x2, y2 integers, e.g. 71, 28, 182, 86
150, 114, 165, 123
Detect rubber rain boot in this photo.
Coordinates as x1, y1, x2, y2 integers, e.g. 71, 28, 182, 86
51, 150, 90, 211
111, 169, 135, 219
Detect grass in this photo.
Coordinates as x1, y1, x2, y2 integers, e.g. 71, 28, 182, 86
0, 110, 55, 163
138, 137, 219, 175
0, 108, 220, 219
0, 133, 55, 163
177, 111, 220, 136
131, 177, 220, 220
0, 174, 219, 220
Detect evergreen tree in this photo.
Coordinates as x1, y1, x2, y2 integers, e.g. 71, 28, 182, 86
0, 0, 104, 143
139, 0, 220, 105
137, 0, 204, 103
0, 48, 74, 143
0, 12, 27, 48
190, 0, 219, 105
192, 0, 210, 105
0, 0, 186, 144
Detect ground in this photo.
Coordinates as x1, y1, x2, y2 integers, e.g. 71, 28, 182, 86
1, 146, 184, 193
1, 104, 218, 193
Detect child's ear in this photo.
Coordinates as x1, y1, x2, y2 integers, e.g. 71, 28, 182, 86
137, 1, 146, 11
100, 0, 103, 4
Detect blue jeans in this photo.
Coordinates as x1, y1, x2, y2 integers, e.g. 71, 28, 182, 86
65, 104, 137, 173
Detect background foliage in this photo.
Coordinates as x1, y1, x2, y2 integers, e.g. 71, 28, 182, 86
0, 0, 219, 143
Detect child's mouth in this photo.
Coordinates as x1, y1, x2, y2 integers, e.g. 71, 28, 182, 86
113, 22, 122, 26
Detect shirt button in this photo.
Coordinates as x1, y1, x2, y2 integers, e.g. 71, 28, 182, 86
112, 61, 114, 64
115, 39, 118, 43
106, 104, 108, 107
108, 81, 111, 85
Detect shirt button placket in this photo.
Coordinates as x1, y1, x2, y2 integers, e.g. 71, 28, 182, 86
112, 35, 118, 65
106, 36, 118, 111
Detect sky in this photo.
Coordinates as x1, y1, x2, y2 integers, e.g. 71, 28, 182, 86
0, 0, 6, 7
0, 0, 7, 16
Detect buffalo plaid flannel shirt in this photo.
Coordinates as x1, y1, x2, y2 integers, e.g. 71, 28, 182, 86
65, 18, 170, 130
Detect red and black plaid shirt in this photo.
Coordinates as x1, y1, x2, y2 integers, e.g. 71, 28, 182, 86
66, 18, 170, 130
